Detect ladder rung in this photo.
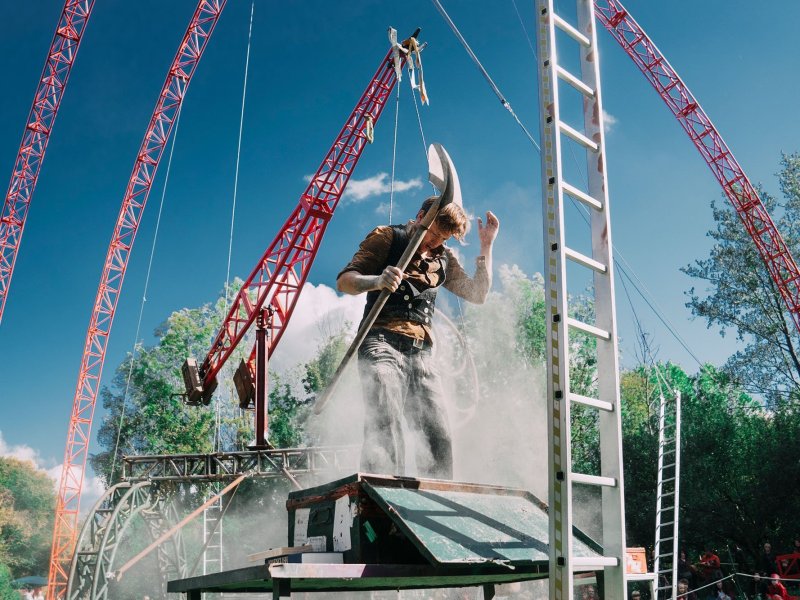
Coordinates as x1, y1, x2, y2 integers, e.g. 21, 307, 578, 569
564, 246, 608, 274
559, 121, 599, 151
661, 477, 676, 483
561, 181, 603, 211
660, 462, 675, 469
556, 66, 594, 97
567, 317, 611, 340
572, 556, 619, 569
552, 14, 591, 47
569, 392, 613, 412
658, 522, 675, 527
571, 473, 616, 487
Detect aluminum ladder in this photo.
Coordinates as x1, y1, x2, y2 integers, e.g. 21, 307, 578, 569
203, 488, 224, 577
654, 390, 682, 599
535, 1, 627, 598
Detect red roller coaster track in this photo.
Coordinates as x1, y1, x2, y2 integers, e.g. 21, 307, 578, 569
0, 0, 94, 325
595, 0, 800, 334
46, 2, 226, 598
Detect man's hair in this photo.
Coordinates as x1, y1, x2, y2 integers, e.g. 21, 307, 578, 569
418, 196, 470, 240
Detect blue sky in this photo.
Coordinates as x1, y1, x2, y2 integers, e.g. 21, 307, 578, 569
1, 0, 799, 486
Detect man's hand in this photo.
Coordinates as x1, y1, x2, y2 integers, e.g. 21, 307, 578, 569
377, 266, 404, 292
336, 266, 404, 295
478, 211, 499, 250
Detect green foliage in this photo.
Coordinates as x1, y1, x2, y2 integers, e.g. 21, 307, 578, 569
683, 154, 800, 406
267, 372, 307, 448
0, 563, 17, 600
302, 328, 349, 399
0, 458, 55, 579
92, 281, 253, 485
621, 362, 800, 561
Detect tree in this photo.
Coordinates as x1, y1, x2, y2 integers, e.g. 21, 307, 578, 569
0, 458, 55, 578
0, 563, 17, 600
92, 281, 254, 485
620, 362, 800, 562
683, 154, 800, 406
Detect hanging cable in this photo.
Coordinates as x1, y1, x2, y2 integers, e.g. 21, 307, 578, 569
219, 1, 256, 453
430, 0, 540, 152
388, 83, 400, 223
224, 0, 255, 310
108, 107, 184, 483
509, 0, 538, 60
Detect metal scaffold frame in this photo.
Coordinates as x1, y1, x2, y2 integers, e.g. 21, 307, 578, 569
535, 0, 626, 597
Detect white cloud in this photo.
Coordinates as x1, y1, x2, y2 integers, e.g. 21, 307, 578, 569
0, 430, 105, 512
269, 282, 364, 373
603, 109, 618, 133
342, 172, 423, 202
0, 432, 40, 464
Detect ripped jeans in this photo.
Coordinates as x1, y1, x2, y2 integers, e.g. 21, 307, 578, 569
357, 330, 453, 479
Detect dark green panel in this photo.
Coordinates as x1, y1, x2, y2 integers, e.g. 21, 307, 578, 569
363, 482, 600, 565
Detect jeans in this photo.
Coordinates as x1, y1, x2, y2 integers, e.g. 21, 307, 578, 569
357, 330, 453, 479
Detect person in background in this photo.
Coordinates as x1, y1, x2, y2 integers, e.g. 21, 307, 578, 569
760, 542, 778, 575
699, 547, 722, 585
706, 580, 731, 600
766, 573, 790, 600
752, 572, 770, 600
678, 578, 697, 600
678, 548, 698, 590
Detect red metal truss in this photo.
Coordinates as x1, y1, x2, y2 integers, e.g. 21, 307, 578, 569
595, 0, 800, 333
199, 45, 406, 389
0, 0, 95, 325
46, 2, 226, 598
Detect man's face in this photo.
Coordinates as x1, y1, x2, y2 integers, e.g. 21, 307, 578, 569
419, 221, 452, 253
765, 543, 772, 553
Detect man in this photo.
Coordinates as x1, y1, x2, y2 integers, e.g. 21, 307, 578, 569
337, 196, 499, 478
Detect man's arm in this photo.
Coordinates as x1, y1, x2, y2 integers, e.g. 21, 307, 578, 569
444, 210, 500, 304
337, 266, 403, 295
477, 210, 499, 275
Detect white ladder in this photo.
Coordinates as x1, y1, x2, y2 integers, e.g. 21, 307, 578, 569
654, 390, 682, 599
203, 488, 224, 576
535, 1, 627, 598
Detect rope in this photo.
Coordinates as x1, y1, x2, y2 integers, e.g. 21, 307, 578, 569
389, 82, 400, 223
108, 106, 183, 484
430, 0, 540, 152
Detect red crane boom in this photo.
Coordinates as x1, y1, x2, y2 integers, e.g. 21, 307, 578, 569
187, 34, 414, 403
595, 0, 800, 333
0, 0, 95, 325
47, 2, 226, 598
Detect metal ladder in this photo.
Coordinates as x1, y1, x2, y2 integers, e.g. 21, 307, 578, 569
535, 1, 627, 598
654, 390, 682, 599
203, 488, 224, 576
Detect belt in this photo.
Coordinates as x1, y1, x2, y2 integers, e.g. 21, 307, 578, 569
370, 329, 431, 352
